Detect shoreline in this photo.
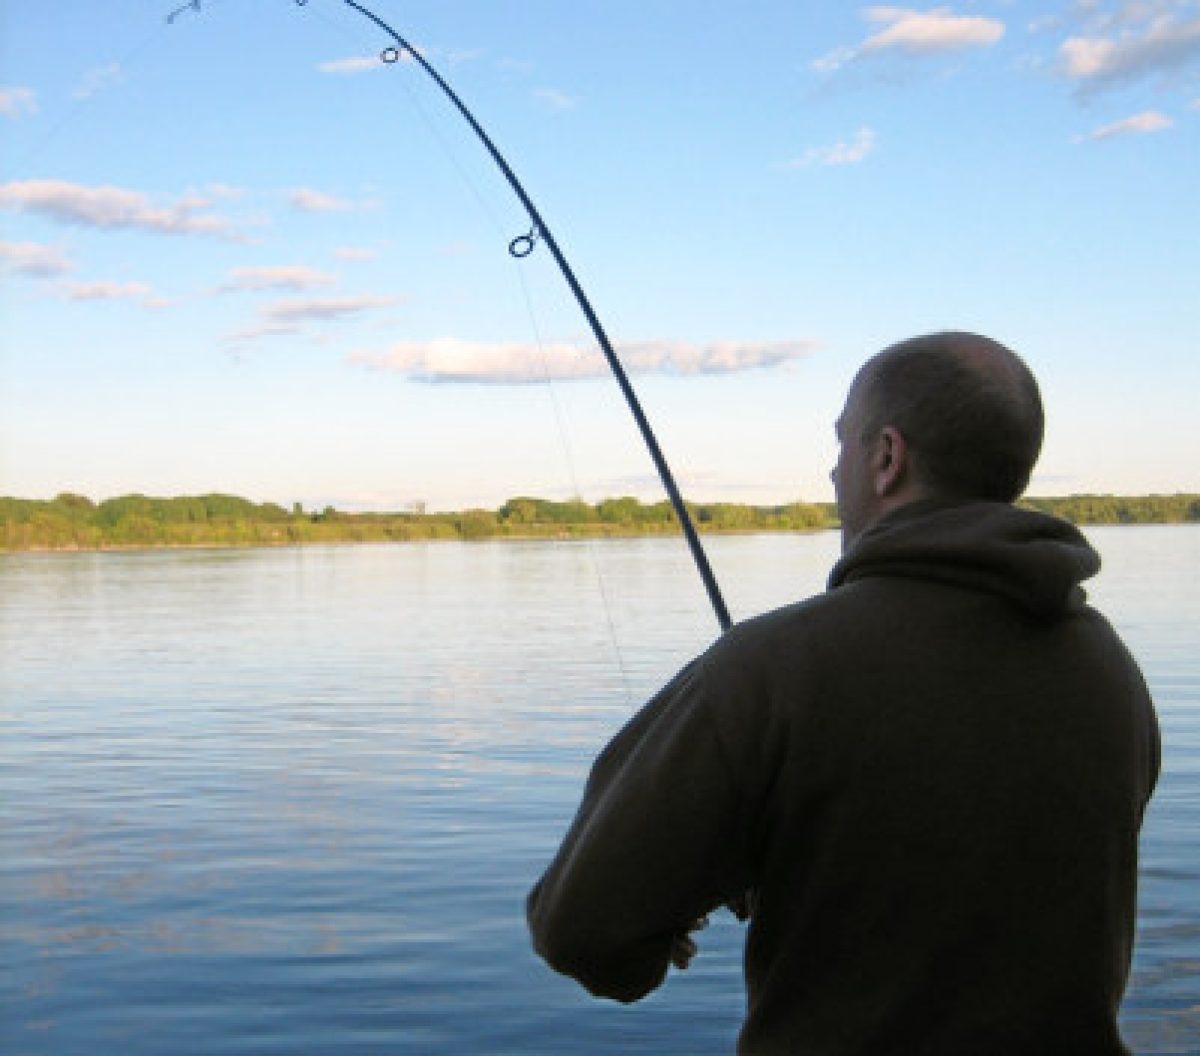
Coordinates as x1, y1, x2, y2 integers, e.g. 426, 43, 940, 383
3, 492, 1196, 553
1, 525, 835, 555
4, 519, 1198, 556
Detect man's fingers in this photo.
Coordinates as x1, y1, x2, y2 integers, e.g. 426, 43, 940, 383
670, 934, 698, 969
670, 916, 710, 969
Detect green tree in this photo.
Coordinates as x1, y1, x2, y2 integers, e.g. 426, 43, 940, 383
457, 509, 498, 540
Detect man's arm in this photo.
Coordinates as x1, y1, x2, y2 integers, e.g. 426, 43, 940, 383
526, 658, 753, 1002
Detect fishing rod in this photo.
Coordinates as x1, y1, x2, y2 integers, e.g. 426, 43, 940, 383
308, 0, 733, 633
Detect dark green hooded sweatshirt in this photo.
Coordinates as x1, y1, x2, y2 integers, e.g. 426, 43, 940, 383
527, 501, 1160, 1055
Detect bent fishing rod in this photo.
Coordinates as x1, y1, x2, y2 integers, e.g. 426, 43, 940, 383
306, 0, 732, 633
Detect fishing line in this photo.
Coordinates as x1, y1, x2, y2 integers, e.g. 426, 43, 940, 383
267, 0, 710, 676
367, 9, 638, 691
4, 17, 175, 176
289, 0, 636, 681
356, 1, 638, 697
511, 260, 636, 708
294, 0, 515, 245
314, 0, 733, 635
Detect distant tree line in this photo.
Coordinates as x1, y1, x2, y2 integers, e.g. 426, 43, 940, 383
1018, 493, 1200, 525
0, 491, 1196, 551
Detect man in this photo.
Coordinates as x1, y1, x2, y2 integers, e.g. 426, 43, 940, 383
527, 332, 1160, 1054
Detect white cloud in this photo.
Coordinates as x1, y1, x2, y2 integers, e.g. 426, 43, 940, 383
225, 323, 302, 344
205, 183, 246, 200
1059, 11, 1200, 91
318, 42, 431, 74
334, 245, 379, 261
289, 187, 354, 213
533, 87, 579, 112
811, 47, 861, 74
0, 87, 38, 119
220, 265, 336, 292
65, 280, 166, 308
784, 127, 878, 168
263, 294, 401, 324
0, 240, 73, 277
226, 293, 401, 345
1028, 14, 1067, 35
0, 179, 238, 238
67, 280, 150, 300
347, 337, 815, 384
812, 7, 1005, 71
1061, 36, 1116, 76
497, 57, 535, 75
317, 55, 386, 75
73, 63, 124, 100
1076, 108, 1174, 139
862, 6, 1006, 53
1072, 1, 1196, 35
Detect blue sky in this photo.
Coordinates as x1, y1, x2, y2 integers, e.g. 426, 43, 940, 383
1, 1, 1197, 511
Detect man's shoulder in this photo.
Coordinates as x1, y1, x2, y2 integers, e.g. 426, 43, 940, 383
718, 583, 868, 653
699, 586, 865, 689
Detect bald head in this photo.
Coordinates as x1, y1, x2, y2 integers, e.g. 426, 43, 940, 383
852, 332, 1044, 503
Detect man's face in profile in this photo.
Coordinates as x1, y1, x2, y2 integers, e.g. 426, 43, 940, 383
831, 377, 875, 552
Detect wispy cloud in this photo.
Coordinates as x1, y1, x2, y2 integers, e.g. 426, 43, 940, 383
334, 245, 379, 261
318, 41, 432, 74
0, 179, 239, 239
861, 6, 1005, 53
1075, 109, 1175, 140
1059, 8, 1200, 93
289, 187, 355, 213
1028, 13, 1067, 36
348, 337, 815, 384
783, 127, 877, 168
225, 293, 401, 346
1, 239, 170, 305
66, 280, 150, 301
205, 182, 246, 200
264, 294, 400, 324
0, 86, 38, 119
73, 63, 125, 100
219, 265, 337, 292
65, 280, 167, 308
223, 323, 303, 345
317, 55, 386, 75
533, 87, 579, 112
813, 7, 1005, 73
497, 57, 535, 75
0, 240, 73, 277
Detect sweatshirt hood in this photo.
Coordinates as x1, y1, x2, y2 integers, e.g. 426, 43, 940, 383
828, 500, 1101, 620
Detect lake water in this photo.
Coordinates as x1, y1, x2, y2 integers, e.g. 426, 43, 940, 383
2, 527, 1197, 1054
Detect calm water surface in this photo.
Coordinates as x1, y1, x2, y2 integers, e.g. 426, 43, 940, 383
2, 527, 1197, 1054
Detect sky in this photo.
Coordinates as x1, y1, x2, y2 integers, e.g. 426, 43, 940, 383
1, 0, 1197, 511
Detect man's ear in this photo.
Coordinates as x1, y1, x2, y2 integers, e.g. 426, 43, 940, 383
872, 426, 909, 497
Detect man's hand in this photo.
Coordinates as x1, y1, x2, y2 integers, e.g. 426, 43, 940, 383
670, 916, 709, 970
